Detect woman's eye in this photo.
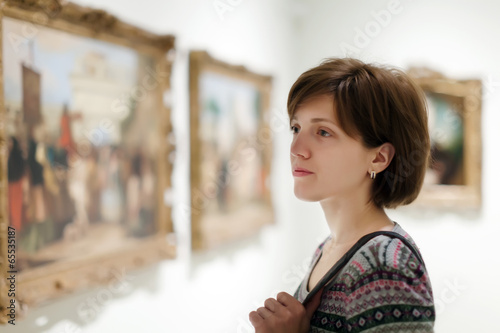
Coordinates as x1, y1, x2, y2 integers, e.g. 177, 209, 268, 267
319, 129, 331, 137
290, 125, 299, 134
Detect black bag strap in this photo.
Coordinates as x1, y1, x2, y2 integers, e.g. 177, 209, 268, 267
302, 231, 425, 305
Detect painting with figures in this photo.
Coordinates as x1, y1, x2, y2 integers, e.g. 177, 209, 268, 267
0, 0, 175, 319
4, 17, 162, 271
190, 51, 273, 250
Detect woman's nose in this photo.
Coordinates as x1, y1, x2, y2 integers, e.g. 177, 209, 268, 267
290, 134, 310, 159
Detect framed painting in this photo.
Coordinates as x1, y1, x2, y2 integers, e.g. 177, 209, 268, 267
407, 67, 482, 210
0, 0, 176, 323
189, 51, 274, 250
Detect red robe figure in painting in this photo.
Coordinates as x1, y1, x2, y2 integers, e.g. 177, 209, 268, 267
58, 104, 76, 154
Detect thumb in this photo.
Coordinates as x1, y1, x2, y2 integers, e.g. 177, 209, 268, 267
304, 288, 324, 319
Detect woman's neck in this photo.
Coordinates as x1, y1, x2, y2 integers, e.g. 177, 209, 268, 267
319, 196, 394, 246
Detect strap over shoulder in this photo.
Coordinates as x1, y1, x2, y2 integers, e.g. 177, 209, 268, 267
302, 231, 425, 305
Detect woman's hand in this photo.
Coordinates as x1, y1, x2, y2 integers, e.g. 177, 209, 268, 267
249, 290, 323, 333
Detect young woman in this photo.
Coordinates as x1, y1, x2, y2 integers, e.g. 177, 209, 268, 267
249, 58, 435, 332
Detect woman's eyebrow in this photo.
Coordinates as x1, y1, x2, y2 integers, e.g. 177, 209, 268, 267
291, 116, 340, 127
310, 118, 342, 131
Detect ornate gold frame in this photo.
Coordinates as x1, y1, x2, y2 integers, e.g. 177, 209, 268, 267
0, 0, 176, 323
408, 67, 482, 210
189, 51, 274, 250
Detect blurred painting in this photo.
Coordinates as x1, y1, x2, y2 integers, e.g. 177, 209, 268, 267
424, 93, 464, 185
407, 66, 482, 209
199, 73, 265, 213
4, 17, 161, 271
190, 51, 273, 250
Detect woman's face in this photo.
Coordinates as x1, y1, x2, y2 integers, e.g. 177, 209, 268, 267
290, 95, 372, 202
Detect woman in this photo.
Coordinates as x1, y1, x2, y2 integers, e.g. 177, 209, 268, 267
249, 58, 435, 332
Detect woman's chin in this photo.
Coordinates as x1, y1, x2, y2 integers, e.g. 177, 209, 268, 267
293, 187, 320, 202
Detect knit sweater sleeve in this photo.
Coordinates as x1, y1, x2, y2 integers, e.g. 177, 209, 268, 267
310, 235, 435, 333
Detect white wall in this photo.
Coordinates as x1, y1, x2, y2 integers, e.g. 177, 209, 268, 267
6, 1, 500, 332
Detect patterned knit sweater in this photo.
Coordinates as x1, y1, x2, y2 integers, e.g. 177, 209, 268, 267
294, 222, 435, 332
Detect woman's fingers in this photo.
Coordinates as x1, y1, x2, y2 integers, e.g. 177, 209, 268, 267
249, 297, 283, 327
250, 292, 315, 333
276, 291, 297, 306
256, 306, 273, 319
249, 310, 264, 327
264, 297, 281, 313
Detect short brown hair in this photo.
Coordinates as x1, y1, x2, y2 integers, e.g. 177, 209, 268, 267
287, 58, 430, 209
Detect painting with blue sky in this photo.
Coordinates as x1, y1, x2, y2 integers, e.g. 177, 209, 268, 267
3, 16, 161, 271
193, 67, 273, 249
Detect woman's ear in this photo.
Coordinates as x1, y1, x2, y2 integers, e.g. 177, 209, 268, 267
370, 142, 395, 172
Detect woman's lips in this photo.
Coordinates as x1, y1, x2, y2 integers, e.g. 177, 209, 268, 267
293, 168, 314, 177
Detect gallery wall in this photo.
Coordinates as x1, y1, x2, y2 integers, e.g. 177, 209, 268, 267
4, 0, 300, 332
4, 0, 499, 332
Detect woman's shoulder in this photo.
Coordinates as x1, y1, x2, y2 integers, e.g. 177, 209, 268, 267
368, 222, 424, 270
319, 222, 435, 327
337, 222, 430, 289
